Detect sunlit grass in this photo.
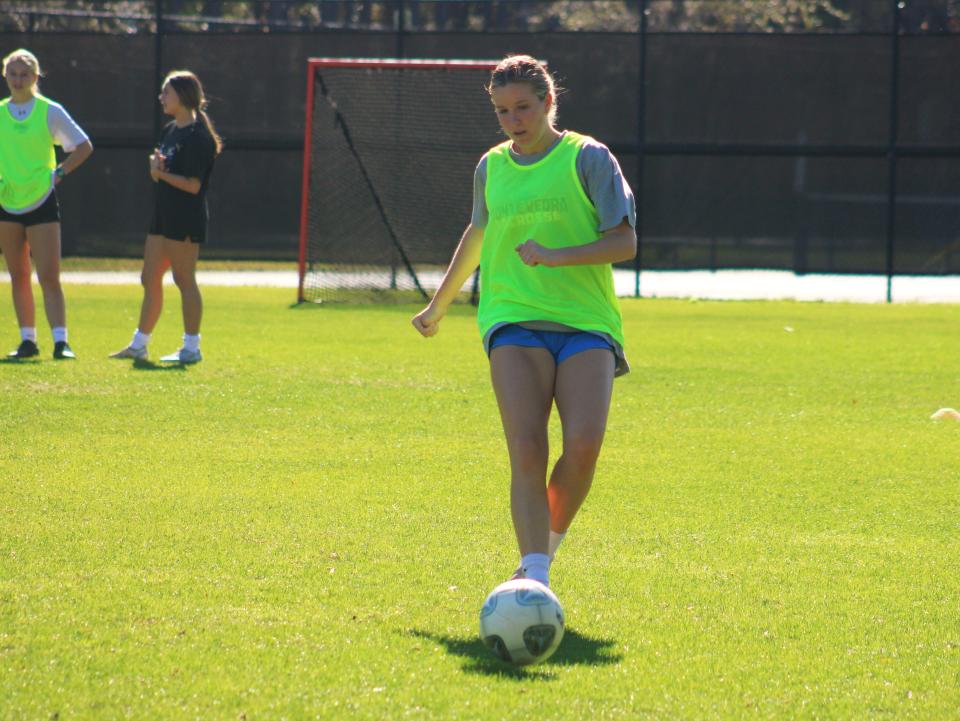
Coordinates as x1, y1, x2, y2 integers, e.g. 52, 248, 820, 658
1, 286, 958, 720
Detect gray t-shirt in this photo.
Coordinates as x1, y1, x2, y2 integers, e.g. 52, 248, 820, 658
474, 132, 635, 377
471, 131, 636, 232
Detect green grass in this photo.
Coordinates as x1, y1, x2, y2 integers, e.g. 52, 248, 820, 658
1, 286, 959, 720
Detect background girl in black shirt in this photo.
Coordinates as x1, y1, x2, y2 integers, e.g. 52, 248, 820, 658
110, 70, 221, 363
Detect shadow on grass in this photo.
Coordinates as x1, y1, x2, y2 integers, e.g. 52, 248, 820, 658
549, 627, 623, 667
406, 626, 621, 679
0, 357, 41, 365
130, 359, 188, 372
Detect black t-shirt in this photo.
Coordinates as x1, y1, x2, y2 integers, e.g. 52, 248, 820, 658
154, 119, 217, 226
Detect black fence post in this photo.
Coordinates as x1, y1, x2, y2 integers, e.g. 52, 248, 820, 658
885, 0, 902, 304
389, 0, 406, 290
396, 0, 405, 58
634, 0, 648, 298
153, 0, 164, 142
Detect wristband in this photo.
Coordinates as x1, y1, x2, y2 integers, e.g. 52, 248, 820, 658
55, 166, 66, 181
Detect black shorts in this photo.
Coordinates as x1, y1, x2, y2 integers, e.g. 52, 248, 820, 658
0, 192, 60, 227
149, 206, 206, 244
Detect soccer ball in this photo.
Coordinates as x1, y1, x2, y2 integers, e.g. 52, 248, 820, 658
479, 579, 565, 666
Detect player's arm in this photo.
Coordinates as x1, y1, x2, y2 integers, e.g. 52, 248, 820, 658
515, 219, 636, 267
517, 142, 636, 268
49, 105, 93, 184
154, 169, 202, 195
149, 149, 198, 191
57, 139, 93, 179
412, 223, 483, 337
151, 135, 209, 194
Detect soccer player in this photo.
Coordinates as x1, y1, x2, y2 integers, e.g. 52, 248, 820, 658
0, 49, 93, 360
412, 55, 636, 587
110, 70, 221, 364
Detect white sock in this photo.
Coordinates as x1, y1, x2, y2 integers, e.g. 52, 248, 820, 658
20, 327, 37, 342
549, 530, 567, 560
131, 330, 150, 349
183, 333, 200, 352
520, 553, 550, 587
52, 326, 67, 343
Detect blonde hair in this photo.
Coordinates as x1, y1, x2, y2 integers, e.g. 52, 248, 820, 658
486, 54, 560, 126
164, 69, 223, 155
2, 48, 42, 83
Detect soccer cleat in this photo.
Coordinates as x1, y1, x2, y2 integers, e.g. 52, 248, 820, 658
53, 341, 76, 360
7, 340, 39, 359
160, 347, 202, 364
510, 565, 525, 581
109, 345, 148, 360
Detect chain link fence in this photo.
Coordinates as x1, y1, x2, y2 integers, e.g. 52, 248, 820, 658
2, 1, 958, 291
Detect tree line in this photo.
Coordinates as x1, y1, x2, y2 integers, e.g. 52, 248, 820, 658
2, 0, 957, 34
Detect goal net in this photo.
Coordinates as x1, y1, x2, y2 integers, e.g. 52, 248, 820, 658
298, 58, 501, 303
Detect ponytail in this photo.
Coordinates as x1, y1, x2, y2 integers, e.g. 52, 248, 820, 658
199, 108, 223, 155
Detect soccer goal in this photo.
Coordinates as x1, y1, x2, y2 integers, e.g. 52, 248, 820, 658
298, 58, 502, 303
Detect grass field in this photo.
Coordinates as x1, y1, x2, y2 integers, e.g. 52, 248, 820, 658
1, 285, 959, 720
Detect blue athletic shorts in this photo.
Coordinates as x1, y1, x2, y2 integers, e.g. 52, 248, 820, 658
488, 324, 614, 364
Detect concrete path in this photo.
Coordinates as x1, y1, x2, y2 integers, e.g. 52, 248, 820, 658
2, 269, 957, 303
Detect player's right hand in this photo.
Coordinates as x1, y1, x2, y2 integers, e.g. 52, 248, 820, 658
149, 151, 165, 180
412, 304, 444, 337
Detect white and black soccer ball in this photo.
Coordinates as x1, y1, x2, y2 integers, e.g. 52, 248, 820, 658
479, 579, 565, 666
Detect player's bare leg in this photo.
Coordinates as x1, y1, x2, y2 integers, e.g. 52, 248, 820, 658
110, 235, 168, 359
160, 237, 202, 363
138, 234, 170, 334
549, 348, 615, 531
27, 222, 65, 328
0, 222, 34, 329
0, 222, 37, 357
490, 344, 556, 585
164, 237, 201, 335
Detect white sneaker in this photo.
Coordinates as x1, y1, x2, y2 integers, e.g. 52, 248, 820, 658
109, 345, 147, 360
160, 347, 202, 364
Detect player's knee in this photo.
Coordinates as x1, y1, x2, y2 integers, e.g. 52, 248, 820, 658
509, 434, 549, 472
141, 270, 162, 290
172, 270, 200, 292
7, 266, 32, 286
36, 270, 61, 290
563, 432, 604, 468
